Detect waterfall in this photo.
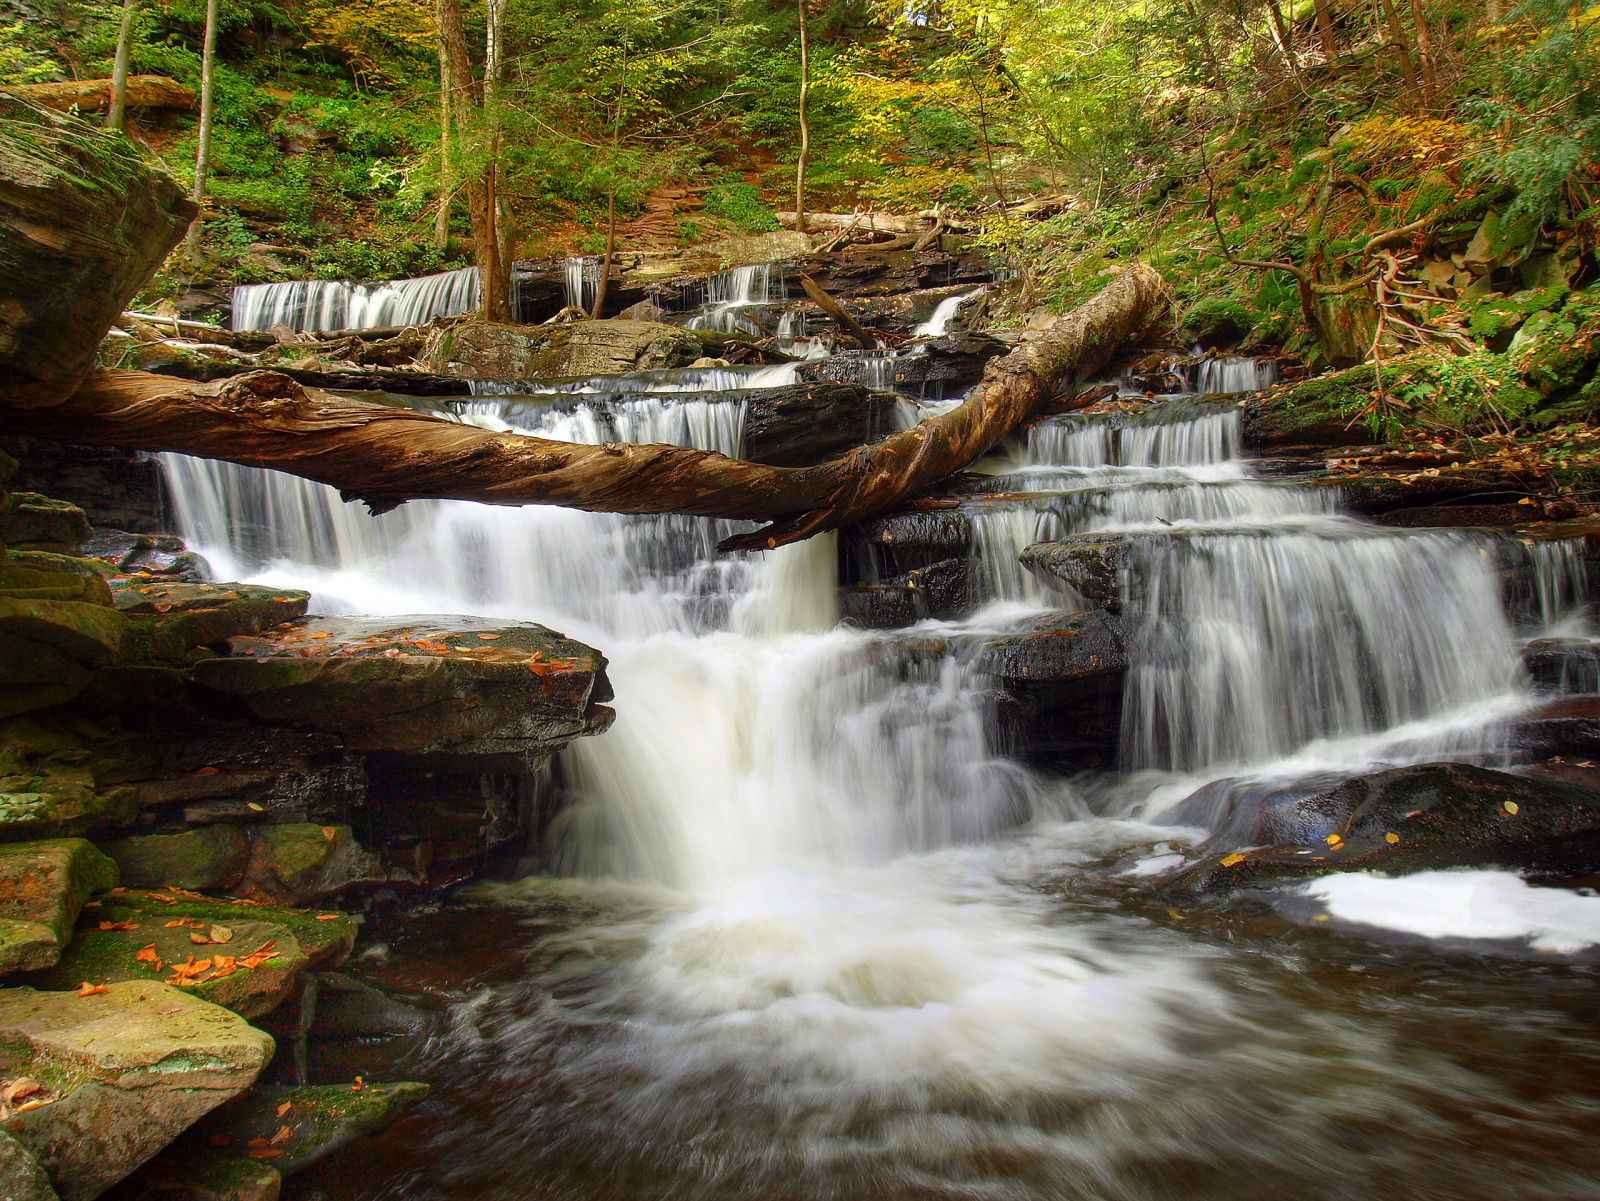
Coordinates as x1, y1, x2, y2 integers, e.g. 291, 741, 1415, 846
1192, 356, 1278, 394
1020, 404, 1242, 470
564, 256, 600, 312
684, 264, 783, 335
912, 289, 980, 338
231, 266, 479, 332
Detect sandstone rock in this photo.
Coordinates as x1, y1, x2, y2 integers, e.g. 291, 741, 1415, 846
1020, 534, 1148, 604
0, 1128, 58, 1201
236, 826, 390, 907
0, 498, 90, 556
191, 616, 613, 756
100, 828, 251, 894
111, 583, 308, 666
168, 1081, 428, 1178
971, 609, 1128, 684
423, 319, 700, 381
0, 717, 139, 838
0, 840, 117, 973
1163, 763, 1600, 897
27, 890, 355, 1020
0, 982, 272, 1200
742, 383, 894, 467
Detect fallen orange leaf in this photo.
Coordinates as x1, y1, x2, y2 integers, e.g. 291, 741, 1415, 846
1219, 852, 1245, 867
276, 1101, 292, 1118
97, 920, 138, 931
76, 982, 108, 997
316, 914, 341, 921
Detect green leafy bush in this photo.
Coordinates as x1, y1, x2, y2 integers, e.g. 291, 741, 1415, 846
703, 182, 780, 232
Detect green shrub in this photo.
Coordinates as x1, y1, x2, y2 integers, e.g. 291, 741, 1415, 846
703, 183, 780, 233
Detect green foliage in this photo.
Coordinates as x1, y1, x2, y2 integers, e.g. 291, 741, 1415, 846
1179, 298, 1255, 347
702, 182, 779, 232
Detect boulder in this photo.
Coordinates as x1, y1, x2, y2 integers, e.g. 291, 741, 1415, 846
111, 583, 309, 665
741, 383, 895, 468
99, 828, 251, 894
190, 616, 613, 756
0, 982, 272, 1200
0, 840, 117, 974
0, 1129, 58, 1201
162, 1081, 428, 1179
0, 717, 139, 839
839, 558, 971, 629
0, 498, 90, 555
1020, 534, 1148, 604
306, 972, 429, 1040
236, 825, 390, 907
26, 890, 355, 1020
118, 1155, 278, 1201
1522, 641, 1600, 696
971, 609, 1128, 684
423, 320, 700, 381
0, 95, 198, 408
1163, 762, 1600, 896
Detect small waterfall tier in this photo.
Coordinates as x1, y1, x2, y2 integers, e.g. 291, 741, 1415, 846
564, 256, 601, 312
1192, 356, 1278, 394
231, 266, 479, 333
683, 264, 785, 335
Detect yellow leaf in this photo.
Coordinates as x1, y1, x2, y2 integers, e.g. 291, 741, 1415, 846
1220, 852, 1245, 867
1503, 801, 1520, 815
1326, 833, 1342, 845
1385, 832, 1400, 844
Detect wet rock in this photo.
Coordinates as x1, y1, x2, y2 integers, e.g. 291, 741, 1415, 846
1523, 639, 1600, 695
168, 1081, 427, 1178
27, 890, 355, 1020
741, 383, 896, 468
0, 442, 168, 538
423, 320, 700, 381
0, 1129, 58, 1201
0, 556, 125, 718
0, 982, 272, 1201
0, 840, 118, 974
0, 498, 90, 556
1020, 534, 1149, 605
81, 533, 210, 585
236, 826, 394, 907
916, 332, 1008, 388
111, 583, 309, 666
191, 616, 613, 756
121, 1155, 278, 1201
838, 558, 971, 629
306, 972, 429, 1040
1164, 763, 1600, 897
614, 300, 665, 322
842, 511, 973, 584
971, 610, 1128, 684
0, 716, 139, 838
1509, 696, 1600, 762
100, 828, 252, 894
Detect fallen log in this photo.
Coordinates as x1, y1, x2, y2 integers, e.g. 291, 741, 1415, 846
5, 76, 196, 114
799, 274, 879, 350
2, 265, 1165, 548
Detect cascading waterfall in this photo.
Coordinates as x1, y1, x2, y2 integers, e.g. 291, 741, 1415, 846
231, 266, 479, 332
911, 288, 980, 337
564, 256, 601, 312
1193, 356, 1278, 394
684, 263, 784, 335
154, 330, 1600, 1200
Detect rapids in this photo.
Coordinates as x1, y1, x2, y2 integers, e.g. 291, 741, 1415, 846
157, 349, 1600, 1199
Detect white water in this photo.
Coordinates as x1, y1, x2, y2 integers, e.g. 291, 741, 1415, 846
684, 264, 783, 336
1193, 356, 1278, 394
154, 359, 1600, 1197
231, 266, 479, 332
911, 288, 979, 338
564, 256, 600, 312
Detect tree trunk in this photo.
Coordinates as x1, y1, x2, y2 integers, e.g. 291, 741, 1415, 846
592, 70, 625, 321
1376, 0, 1424, 106
184, 0, 219, 263
438, 0, 506, 323
795, 0, 810, 235
433, 15, 452, 250
1313, 0, 1339, 62
104, 0, 137, 133
1268, 3, 1301, 77
480, 0, 509, 321
8, 266, 1164, 547
1409, 0, 1436, 100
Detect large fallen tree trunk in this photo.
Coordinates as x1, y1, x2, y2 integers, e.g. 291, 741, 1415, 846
5, 76, 196, 114
6, 265, 1163, 547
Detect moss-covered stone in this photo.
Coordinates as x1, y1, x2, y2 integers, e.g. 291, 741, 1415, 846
237, 825, 385, 907
24, 890, 355, 1019
111, 583, 308, 665
0, 839, 117, 972
100, 827, 251, 893
0, 982, 271, 1201
1177, 298, 1254, 349
174, 1082, 428, 1177
0, 716, 141, 841
123, 1153, 279, 1201
0, 496, 90, 555
1467, 285, 1569, 342
0, 1127, 59, 1201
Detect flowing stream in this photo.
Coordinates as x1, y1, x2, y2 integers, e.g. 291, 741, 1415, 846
157, 349, 1600, 1199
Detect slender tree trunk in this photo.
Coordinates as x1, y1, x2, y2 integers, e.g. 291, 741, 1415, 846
1408, 0, 1435, 101
1484, 0, 1503, 55
104, 0, 136, 132
11, 267, 1165, 549
592, 68, 625, 321
433, 17, 451, 250
968, 67, 1007, 207
1268, 3, 1300, 77
184, 0, 218, 264
795, 0, 810, 235
480, 0, 509, 321
1376, 0, 1424, 106
438, 0, 498, 322
1312, 0, 1339, 62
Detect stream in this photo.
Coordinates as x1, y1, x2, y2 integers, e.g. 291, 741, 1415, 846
159, 274, 1600, 1200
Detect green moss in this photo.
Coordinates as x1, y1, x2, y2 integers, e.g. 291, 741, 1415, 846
1178, 298, 1255, 347
1468, 286, 1570, 340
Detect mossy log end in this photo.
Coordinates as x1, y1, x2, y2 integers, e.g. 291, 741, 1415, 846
3, 265, 1165, 548
0, 96, 197, 408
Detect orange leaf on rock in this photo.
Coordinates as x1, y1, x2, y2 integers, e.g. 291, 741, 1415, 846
1219, 852, 1245, 867
276, 1101, 292, 1118
97, 920, 137, 931
76, 982, 108, 997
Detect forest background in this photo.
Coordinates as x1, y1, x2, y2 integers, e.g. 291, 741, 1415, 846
2, 0, 1597, 445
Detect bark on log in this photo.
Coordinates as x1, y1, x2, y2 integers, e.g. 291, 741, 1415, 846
0, 96, 197, 407
5, 76, 196, 113
799, 274, 878, 349
3, 265, 1164, 548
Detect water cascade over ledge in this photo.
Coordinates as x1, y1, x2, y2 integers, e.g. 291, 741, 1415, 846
231, 266, 479, 332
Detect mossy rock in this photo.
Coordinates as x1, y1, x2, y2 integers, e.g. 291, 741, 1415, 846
0, 839, 117, 974
0, 716, 141, 840
100, 827, 251, 894
172, 1082, 428, 1178
238, 825, 386, 907
1467, 286, 1569, 342
0, 496, 91, 555
24, 890, 355, 1019
124, 1153, 278, 1201
112, 583, 308, 665
1178, 298, 1255, 349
